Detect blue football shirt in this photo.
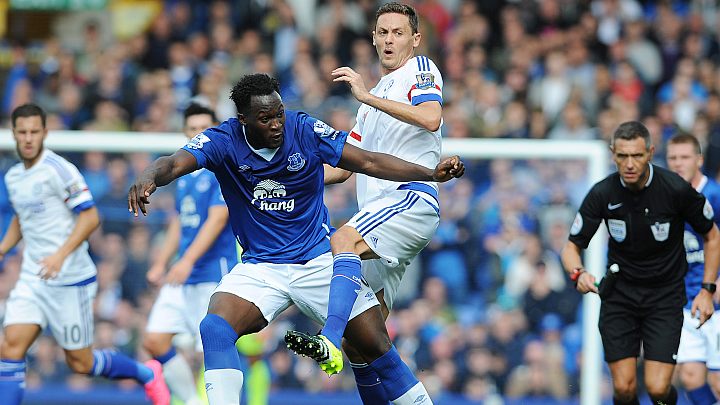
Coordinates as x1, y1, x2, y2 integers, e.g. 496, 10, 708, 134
684, 175, 720, 309
181, 110, 348, 264
175, 168, 238, 284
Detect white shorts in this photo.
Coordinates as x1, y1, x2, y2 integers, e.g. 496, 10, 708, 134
3, 277, 97, 350
677, 308, 720, 369
347, 188, 439, 309
214, 252, 379, 326
146, 282, 217, 352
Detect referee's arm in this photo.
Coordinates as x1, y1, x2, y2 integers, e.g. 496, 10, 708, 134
561, 240, 599, 294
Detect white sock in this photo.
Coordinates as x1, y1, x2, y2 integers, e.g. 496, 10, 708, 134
204, 368, 244, 405
162, 354, 201, 402
391, 381, 433, 405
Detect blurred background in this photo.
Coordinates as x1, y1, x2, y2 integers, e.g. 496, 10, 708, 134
0, 0, 718, 403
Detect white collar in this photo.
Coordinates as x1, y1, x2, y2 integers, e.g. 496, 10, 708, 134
242, 125, 278, 161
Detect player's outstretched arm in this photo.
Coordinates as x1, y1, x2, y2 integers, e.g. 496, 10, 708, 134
0, 215, 22, 260
337, 144, 463, 183
128, 150, 198, 216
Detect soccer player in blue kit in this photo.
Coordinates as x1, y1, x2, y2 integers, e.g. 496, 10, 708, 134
143, 103, 238, 405
128, 73, 464, 405
667, 133, 720, 404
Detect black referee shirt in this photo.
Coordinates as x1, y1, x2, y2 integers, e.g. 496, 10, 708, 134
569, 164, 715, 286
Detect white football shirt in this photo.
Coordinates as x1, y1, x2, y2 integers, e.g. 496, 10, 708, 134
5, 149, 96, 285
348, 55, 443, 209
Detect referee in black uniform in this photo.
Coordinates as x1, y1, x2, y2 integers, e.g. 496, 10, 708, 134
561, 121, 720, 405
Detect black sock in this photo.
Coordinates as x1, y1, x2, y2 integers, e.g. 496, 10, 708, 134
650, 385, 677, 405
613, 396, 640, 405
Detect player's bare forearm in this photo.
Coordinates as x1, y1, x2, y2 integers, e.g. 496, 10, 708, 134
702, 224, 720, 284
324, 164, 353, 185
55, 206, 100, 259
338, 144, 463, 183
181, 205, 229, 264
146, 151, 197, 188
360, 95, 442, 132
154, 217, 181, 268
129, 150, 197, 216
0, 216, 22, 256
560, 240, 584, 275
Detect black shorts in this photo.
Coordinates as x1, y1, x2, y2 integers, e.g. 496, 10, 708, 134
599, 277, 686, 364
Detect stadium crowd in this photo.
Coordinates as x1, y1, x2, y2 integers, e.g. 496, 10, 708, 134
2, 0, 720, 402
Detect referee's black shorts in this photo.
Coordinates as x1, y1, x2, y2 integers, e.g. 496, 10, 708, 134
599, 277, 686, 364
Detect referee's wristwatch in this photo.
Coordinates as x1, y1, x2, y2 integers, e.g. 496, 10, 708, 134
701, 283, 717, 294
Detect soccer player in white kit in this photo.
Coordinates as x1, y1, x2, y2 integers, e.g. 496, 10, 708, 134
0, 104, 170, 405
142, 104, 237, 405
285, 3, 445, 403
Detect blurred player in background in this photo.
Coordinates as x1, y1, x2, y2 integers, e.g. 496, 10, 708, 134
286, 3, 445, 403
143, 103, 238, 405
128, 73, 463, 405
0, 104, 169, 405
666, 133, 720, 404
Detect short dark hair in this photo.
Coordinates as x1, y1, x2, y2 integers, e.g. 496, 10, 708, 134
183, 102, 218, 123
376, 2, 419, 34
229, 74, 281, 114
11, 103, 46, 128
612, 121, 651, 150
668, 132, 702, 154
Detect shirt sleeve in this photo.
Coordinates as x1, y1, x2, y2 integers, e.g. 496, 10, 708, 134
568, 184, 605, 249
301, 113, 349, 167
181, 125, 230, 171
680, 183, 715, 235
405, 56, 443, 106
50, 160, 94, 214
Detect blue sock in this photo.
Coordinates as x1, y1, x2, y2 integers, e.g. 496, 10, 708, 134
154, 346, 177, 364
90, 349, 153, 384
368, 345, 419, 401
351, 362, 390, 405
0, 359, 25, 405
200, 314, 242, 371
322, 253, 362, 348
687, 384, 716, 404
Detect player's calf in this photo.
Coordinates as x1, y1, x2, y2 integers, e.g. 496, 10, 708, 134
200, 313, 244, 405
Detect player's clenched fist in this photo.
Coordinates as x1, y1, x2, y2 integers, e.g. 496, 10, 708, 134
432, 156, 465, 182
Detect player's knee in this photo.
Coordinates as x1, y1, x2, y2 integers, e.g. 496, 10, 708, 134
142, 334, 169, 357
66, 354, 93, 374
0, 336, 26, 359
643, 379, 670, 399
341, 339, 364, 364
613, 378, 637, 399
678, 366, 704, 389
330, 226, 362, 253
355, 332, 392, 362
